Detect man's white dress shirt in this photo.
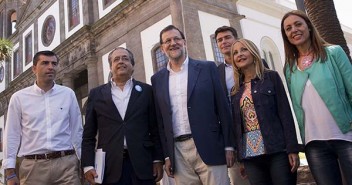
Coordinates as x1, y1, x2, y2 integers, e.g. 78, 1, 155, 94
224, 62, 235, 98
111, 78, 133, 148
3, 83, 83, 169
167, 57, 192, 138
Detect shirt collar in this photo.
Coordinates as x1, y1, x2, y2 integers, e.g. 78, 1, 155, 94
167, 57, 189, 73
224, 60, 232, 68
110, 77, 133, 88
33, 81, 56, 94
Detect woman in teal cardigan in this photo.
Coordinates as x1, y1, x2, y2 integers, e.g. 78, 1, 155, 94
281, 10, 352, 185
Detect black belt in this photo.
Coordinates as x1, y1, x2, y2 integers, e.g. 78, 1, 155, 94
175, 134, 192, 142
24, 150, 75, 160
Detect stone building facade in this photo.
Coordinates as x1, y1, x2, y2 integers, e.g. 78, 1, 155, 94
0, 0, 243, 182
0, 0, 243, 119
0, 0, 350, 184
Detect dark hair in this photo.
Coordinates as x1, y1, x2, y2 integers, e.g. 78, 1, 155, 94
33, 50, 59, 66
214, 26, 238, 41
280, 10, 329, 72
159, 25, 185, 45
108, 47, 135, 66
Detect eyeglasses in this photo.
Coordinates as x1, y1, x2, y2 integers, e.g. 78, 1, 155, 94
162, 37, 183, 45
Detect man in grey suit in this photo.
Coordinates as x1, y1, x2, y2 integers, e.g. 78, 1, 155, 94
151, 25, 235, 185
82, 47, 163, 185
215, 26, 251, 185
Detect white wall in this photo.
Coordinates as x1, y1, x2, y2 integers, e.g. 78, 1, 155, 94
236, 4, 286, 66
198, 11, 230, 61
140, 15, 172, 84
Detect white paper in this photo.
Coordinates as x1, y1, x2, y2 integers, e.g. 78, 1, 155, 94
95, 148, 106, 184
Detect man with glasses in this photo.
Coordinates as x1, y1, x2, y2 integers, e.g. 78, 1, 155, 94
151, 25, 234, 185
82, 47, 164, 185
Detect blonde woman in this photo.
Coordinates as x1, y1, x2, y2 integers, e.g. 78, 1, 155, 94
230, 39, 300, 185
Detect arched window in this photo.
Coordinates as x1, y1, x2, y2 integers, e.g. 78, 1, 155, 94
8, 10, 16, 36
152, 45, 168, 73
210, 35, 224, 63
68, 0, 80, 29
260, 36, 284, 78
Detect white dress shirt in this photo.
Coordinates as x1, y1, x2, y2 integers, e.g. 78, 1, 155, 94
3, 83, 83, 169
224, 62, 235, 99
167, 57, 192, 137
111, 78, 133, 148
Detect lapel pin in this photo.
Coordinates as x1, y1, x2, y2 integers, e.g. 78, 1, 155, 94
135, 85, 142, 92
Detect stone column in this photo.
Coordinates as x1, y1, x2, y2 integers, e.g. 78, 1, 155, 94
170, 0, 184, 32
61, 73, 74, 89
86, 57, 98, 92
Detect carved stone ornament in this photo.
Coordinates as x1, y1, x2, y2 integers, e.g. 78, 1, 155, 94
42, 15, 56, 46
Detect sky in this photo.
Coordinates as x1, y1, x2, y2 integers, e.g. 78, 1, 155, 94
334, 0, 352, 29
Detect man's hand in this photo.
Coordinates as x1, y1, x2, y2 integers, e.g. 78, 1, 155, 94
288, 153, 300, 172
5, 168, 19, 185
226, 150, 235, 167
164, 158, 174, 178
153, 162, 164, 182
6, 177, 19, 185
84, 169, 98, 185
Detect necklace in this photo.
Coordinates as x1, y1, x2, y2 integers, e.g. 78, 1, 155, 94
299, 50, 314, 67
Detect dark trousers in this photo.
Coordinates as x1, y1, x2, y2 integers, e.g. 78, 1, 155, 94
243, 152, 297, 185
305, 140, 352, 185
102, 155, 155, 185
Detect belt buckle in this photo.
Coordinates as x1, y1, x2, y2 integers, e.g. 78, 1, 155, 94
44, 153, 49, 160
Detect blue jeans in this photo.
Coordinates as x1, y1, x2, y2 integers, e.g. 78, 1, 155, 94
243, 152, 297, 185
305, 140, 352, 185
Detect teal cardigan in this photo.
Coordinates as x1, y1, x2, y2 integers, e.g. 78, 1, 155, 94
285, 45, 352, 143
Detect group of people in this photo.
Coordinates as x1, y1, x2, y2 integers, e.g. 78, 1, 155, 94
2, 10, 351, 185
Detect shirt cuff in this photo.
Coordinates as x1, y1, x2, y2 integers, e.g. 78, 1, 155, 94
225, 147, 234, 151
153, 160, 163, 163
2, 159, 16, 169
83, 166, 94, 174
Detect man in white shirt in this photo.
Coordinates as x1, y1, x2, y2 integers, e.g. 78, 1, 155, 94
3, 50, 83, 185
151, 25, 235, 185
82, 47, 163, 185
215, 26, 251, 185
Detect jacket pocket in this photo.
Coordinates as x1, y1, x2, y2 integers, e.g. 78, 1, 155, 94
258, 86, 276, 106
